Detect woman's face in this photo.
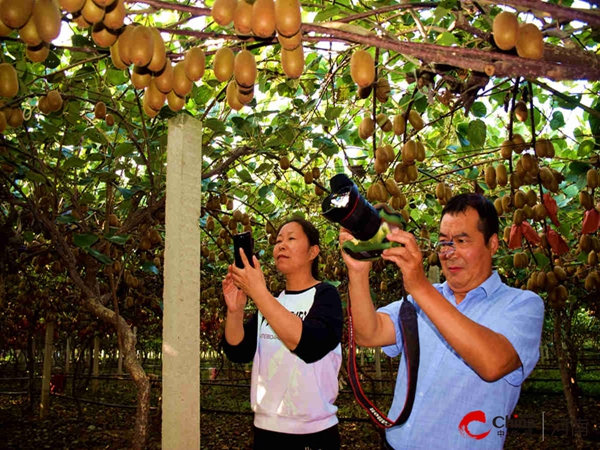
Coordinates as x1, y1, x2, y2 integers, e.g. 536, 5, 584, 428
273, 222, 318, 276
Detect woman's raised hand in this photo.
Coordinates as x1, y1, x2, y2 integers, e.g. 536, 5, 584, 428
222, 272, 247, 314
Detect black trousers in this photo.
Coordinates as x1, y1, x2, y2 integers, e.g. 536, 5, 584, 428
253, 424, 340, 450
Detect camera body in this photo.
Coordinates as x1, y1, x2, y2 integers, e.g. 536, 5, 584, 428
322, 173, 405, 260
233, 231, 254, 268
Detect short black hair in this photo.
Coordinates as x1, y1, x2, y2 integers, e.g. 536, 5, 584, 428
441, 193, 499, 243
277, 217, 320, 279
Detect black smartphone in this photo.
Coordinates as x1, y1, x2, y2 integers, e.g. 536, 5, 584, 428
233, 231, 254, 268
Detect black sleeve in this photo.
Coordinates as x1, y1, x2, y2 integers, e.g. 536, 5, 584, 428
221, 313, 258, 364
292, 282, 343, 364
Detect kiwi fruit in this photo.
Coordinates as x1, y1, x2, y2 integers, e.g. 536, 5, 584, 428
435, 181, 446, 199
492, 11, 519, 51
350, 49, 375, 88
81, 0, 106, 24
131, 66, 152, 89
358, 116, 375, 139
7, 107, 23, 127
493, 198, 503, 216
251, 0, 276, 38
587, 168, 599, 189
485, 165, 497, 189
376, 113, 392, 132
129, 26, 154, 68
275, 0, 301, 38
402, 140, 417, 165
281, 45, 304, 79
385, 178, 400, 197
501, 195, 512, 213
72, 12, 92, 29
19, 16, 42, 47
408, 110, 424, 130
109, 42, 128, 70
394, 164, 408, 184
496, 163, 507, 186
234, 49, 257, 88
60, 0, 86, 13
46, 90, 63, 111
384, 144, 395, 162
94, 101, 107, 119
236, 83, 254, 104
513, 190, 526, 209
233, 0, 253, 34
213, 47, 235, 82
277, 30, 302, 51
184, 47, 206, 82
33, 0, 62, 42
512, 133, 528, 153
226, 80, 243, 111
172, 61, 193, 97
279, 155, 290, 170
154, 58, 174, 93
147, 28, 167, 73
516, 23, 544, 60
142, 92, 159, 118
393, 114, 406, 136
105, 113, 115, 127
38, 95, 50, 114
117, 25, 135, 66
1, 0, 34, 29
304, 170, 313, 184
580, 191, 594, 210
0, 111, 6, 134
0, 63, 19, 98
514, 101, 528, 122
375, 77, 391, 103
145, 78, 166, 111
525, 189, 537, 207
532, 203, 547, 221
167, 90, 186, 111
103, 0, 126, 30
211, 0, 237, 26
500, 139, 514, 159
92, 23, 118, 47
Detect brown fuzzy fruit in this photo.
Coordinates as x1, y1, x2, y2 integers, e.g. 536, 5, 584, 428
251, 0, 276, 38
408, 110, 424, 130
234, 50, 257, 89
233, 0, 253, 34
184, 47, 206, 82
33, 0, 62, 42
274, 0, 301, 38
393, 114, 405, 136
514, 101, 528, 122
94, 101, 107, 119
212, 0, 237, 26
213, 47, 235, 82
172, 61, 193, 97
281, 45, 304, 79
350, 50, 375, 88
516, 23, 544, 60
1, 0, 34, 29
0, 63, 19, 99
493, 11, 519, 51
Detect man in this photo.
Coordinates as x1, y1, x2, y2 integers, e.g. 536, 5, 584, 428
339, 193, 544, 449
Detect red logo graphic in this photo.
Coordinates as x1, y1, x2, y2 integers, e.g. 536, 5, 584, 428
458, 410, 491, 440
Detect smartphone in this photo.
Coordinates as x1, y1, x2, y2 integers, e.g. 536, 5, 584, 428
233, 231, 254, 268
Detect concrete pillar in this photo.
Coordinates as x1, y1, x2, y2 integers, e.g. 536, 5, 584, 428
40, 321, 54, 418
162, 114, 202, 450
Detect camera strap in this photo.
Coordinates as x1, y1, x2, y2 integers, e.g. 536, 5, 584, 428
346, 290, 420, 429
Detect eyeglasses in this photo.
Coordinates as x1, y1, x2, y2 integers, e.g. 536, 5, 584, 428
433, 241, 457, 256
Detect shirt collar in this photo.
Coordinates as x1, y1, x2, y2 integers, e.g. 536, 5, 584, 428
441, 270, 501, 301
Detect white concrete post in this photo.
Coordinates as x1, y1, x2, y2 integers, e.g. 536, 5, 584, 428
162, 114, 202, 450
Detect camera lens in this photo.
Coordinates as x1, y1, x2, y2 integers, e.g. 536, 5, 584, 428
322, 174, 382, 241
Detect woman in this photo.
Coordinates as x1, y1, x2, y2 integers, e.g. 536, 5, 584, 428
222, 217, 343, 450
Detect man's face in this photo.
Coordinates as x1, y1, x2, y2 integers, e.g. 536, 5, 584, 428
438, 207, 498, 303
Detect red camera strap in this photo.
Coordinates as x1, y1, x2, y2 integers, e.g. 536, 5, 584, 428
346, 294, 420, 428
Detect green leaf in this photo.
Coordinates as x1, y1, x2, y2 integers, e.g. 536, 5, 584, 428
589, 100, 600, 148
569, 161, 591, 175
114, 143, 135, 158
578, 139, 595, 157
106, 69, 128, 86
550, 111, 565, 130
141, 260, 160, 275
467, 119, 486, 148
325, 106, 344, 120
43, 50, 61, 69
86, 248, 113, 265
470, 102, 487, 118
204, 118, 227, 134
436, 31, 457, 46
57, 214, 79, 224
74, 233, 99, 248
64, 157, 87, 169
238, 169, 253, 183
105, 234, 130, 245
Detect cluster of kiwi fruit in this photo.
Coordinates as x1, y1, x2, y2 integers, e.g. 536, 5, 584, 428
0, 63, 23, 133
37, 89, 64, 114
212, 0, 304, 79
93, 100, 114, 126
579, 168, 600, 210
435, 181, 453, 205
228, 49, 257, 110
525, 265, 569, 309
109, 24, 202, 117
0, 0, 62, 62
492, 11, 544, 60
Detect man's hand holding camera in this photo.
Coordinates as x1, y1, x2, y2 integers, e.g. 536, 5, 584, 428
381, 228, 429, 296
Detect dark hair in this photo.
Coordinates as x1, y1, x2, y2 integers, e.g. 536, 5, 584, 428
276, 217, 320, 279
441, 193, 499, 243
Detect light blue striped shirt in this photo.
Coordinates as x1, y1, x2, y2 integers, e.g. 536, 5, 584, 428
378, 271, 544, 449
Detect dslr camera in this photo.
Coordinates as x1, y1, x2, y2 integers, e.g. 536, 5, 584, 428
322, 173, 405, 260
